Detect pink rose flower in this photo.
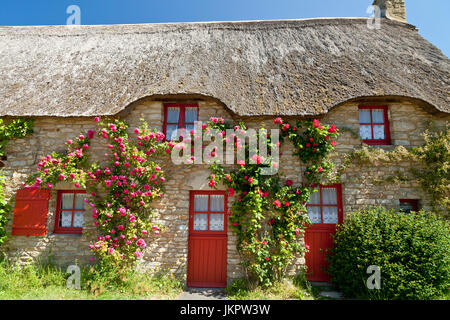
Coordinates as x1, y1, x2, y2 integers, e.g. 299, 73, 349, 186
274, 117, 283, 124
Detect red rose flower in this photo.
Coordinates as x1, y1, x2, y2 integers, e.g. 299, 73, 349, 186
328, 124, 337, 133
274, 117, 283, 124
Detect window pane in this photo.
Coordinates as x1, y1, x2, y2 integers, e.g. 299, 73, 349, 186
61, 193, 74, 209
185, 107, 198, 123
307, 206, 321, 224
185, 124, 195, 135
400, 202, 414, 214
60, 211, 72, 227
323, 207, 338, 224
372, 109, 385, 123
322, 188, 337, 205
373, 125, 385, 140
166, 125, 179, 141
193, 214, 208, 231
360, 125, 372, 140
307, 190, 320, 205
209, 214, 224, 231
166, 107, 180, 123
74, 194, 85, 210
194, 195, 208, 212
359, 110, 371, 123
73, 211, 84, 227
210, 195, 224, 212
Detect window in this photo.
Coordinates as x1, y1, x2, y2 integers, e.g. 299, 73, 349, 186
306, 184, 343, 225
399, 199, 419, 214
189, 191, 227, 234
358, 106, 391, 145
163, 104, 199, 141
54, 190, 86, 234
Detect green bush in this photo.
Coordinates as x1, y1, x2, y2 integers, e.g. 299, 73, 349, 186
327, 206, 450, 299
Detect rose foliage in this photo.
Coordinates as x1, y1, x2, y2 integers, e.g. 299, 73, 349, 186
25, 118, 173, 271
25, 116, 339, 287
207, 117, 339, 287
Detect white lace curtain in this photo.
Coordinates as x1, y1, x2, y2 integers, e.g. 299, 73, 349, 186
193, 194, 224, 231
60, 193, 84, 227
359, 109, 385, 140
306, 188, 338, 224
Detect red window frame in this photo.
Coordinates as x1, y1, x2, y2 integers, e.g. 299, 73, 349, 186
54, 190, 86, 234
189, 190, 228, 236
399, 199, 419, 213
305, 184, 343, 228
358, 105, 391, 145
163, 104, 199, 141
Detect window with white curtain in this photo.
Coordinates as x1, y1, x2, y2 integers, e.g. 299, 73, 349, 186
192, 192, 225, 232
306, 186, 340, 225
164, 104, 198, 141
55, 191, 86, 233
358, 106, 390, 145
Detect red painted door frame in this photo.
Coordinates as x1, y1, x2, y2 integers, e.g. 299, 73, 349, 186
187, 190, 228, 288
305, 184, 343, 282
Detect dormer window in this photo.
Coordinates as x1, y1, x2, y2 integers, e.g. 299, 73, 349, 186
163, 104, 199, 141
358, 106, 391, 145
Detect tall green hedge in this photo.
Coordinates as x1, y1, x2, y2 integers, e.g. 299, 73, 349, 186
327, 206, 450, 299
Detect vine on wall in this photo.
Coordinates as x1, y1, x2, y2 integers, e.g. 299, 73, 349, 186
208, 117, 339, 287
333, 123, 449, 216
24, 116, 340, 286
0, 118, 34, 249
25, 118, 172, 272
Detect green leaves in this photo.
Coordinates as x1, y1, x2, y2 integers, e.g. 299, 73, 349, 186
0, 119, 34, 249
208, 117, 339, 288
327, 206, 450, 299
0, 118, 34, 157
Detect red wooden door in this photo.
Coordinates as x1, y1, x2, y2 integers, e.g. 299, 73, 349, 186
187, 190, 228, 288
305, 184, 343, 281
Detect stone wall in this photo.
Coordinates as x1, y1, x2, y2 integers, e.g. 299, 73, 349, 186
1, 97, 448, 284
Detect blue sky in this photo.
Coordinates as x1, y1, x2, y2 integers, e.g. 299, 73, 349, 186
0, 0, 448, 57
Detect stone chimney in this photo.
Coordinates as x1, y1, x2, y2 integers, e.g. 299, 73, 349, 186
372, 0, 407, 23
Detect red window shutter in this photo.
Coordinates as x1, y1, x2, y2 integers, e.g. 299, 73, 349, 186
12, 189, 50, 236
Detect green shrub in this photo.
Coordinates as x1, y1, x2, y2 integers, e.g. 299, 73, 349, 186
327, 206, 450, 299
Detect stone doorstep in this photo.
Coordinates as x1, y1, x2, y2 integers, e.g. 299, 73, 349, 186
177, 287, 226, 300
308, 281, 344, 299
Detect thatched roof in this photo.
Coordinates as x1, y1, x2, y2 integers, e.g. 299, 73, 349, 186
0, 18, 448, 117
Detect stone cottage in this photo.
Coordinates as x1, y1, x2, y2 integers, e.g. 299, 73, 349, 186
0, 0, 448, 286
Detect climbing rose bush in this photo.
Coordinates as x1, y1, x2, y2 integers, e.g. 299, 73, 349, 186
206, 117, 339, 287
25, 118, 172, 271
277, 118, 339, 184
25, 115, 339, 287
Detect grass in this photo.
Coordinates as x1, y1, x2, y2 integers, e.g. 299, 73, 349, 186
0, 260, 184, 300
225, 273, 316, 300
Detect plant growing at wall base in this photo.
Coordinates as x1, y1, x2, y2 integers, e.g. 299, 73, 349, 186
327, 206, 450, 299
